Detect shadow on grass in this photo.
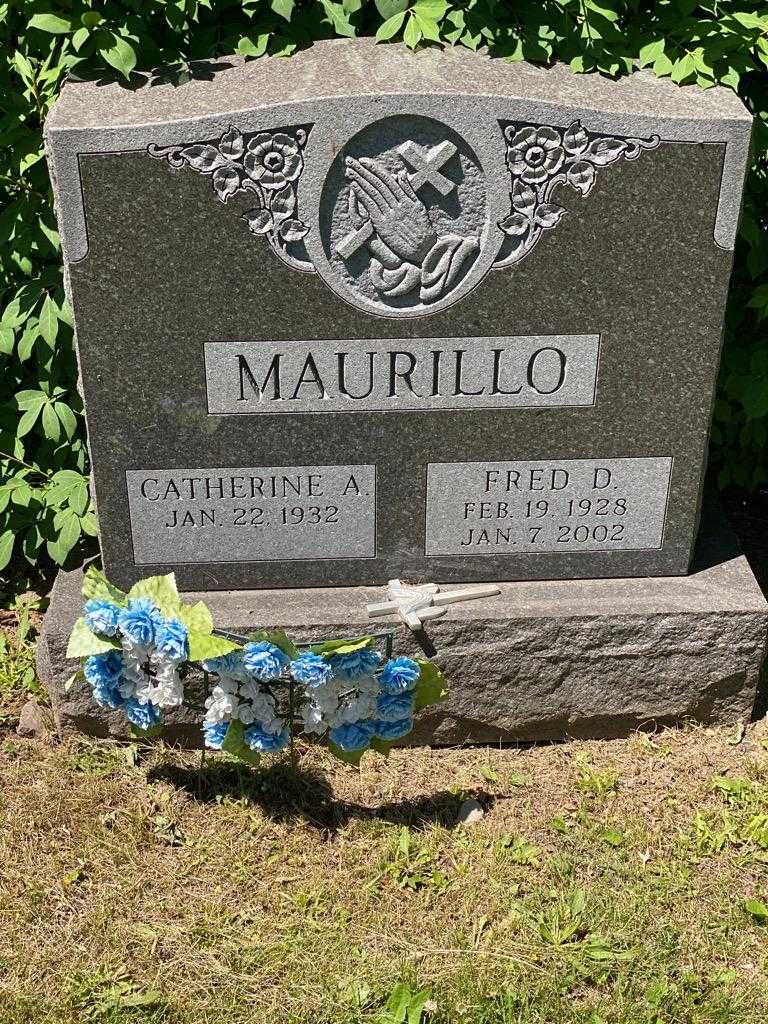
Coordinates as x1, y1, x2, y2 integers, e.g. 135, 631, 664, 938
146, 759, 494, 833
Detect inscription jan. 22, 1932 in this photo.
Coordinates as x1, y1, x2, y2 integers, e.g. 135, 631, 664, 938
425, 458, 673, 555
126, 465, 376, 564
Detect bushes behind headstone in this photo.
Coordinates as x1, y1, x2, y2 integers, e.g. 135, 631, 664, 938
1, 0, 767, 583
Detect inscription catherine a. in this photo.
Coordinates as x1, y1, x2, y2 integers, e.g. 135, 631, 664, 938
204, 335, 599, 414
425, 458, 672, 555
126, 465, 376, 564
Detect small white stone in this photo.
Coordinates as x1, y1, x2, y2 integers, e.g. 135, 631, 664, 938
457, 798, 484, 826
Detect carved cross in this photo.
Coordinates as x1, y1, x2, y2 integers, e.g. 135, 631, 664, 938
397, 140, 458, 196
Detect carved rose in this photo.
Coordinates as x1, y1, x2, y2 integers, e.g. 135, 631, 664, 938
244, 132, 303, 190
506, 126, 565, 185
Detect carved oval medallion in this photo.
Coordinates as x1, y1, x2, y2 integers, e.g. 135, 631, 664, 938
317, 115, 488, 317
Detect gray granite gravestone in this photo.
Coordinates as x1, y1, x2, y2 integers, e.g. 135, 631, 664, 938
37, 40, 767, 743
45, 38, 753, 592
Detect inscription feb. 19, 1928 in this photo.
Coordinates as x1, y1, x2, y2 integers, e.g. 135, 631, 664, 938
425, 458, 672, 555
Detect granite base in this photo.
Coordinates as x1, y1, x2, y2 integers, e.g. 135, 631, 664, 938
37, 512, 768, 745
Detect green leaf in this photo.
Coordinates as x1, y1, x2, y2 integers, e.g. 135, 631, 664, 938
638, 39, 665, 67
375, 10, 406, 40
236, 34, 270, 58
250, 628, 299, 660
328, 739, 365, 766
101, 36, 137, 80
413, 659, 447, 710
413, 0, 449, 19
221, 719, 261, 765
127, 573, 181, 616
41, 401, 61, 442
271, 0, 295, 21
0, 530, 14, 571
188, 631, 240, 662
29, 12, 73, 33
375, 0, 408, 17
66, 617, 119, 658
130, 722, 164, 741
403, 13, 423, 48
39, 294, 58, 347
310, 635, 374, 657
82, 565, 127, 604
744, 898, 768, 923
412, 9, 441, 42
0, 326, 13, 355
177, 600, 214, 635
55, 402, 79, 441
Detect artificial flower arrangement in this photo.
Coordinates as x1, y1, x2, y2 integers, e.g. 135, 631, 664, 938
66, 566, 447, 765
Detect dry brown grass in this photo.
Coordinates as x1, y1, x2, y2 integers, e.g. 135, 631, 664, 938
1, 722, 768, 1024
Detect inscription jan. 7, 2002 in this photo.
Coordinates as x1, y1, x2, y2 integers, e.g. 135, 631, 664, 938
126, 465, 376, 565
425, 458, 672, 555
204, 335, 600, 414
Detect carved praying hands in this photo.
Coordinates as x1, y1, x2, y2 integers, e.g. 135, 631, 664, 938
345, 156, 437, 266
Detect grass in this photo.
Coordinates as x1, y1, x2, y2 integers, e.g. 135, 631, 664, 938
1, 622, 768, 1022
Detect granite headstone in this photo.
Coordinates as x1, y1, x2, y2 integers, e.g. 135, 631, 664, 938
45, 40, 752, 593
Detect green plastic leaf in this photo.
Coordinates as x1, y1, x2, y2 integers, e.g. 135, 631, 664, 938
249, 628, 299, 660
130, 722, 164, 742
413, 658, 447, 710
177, 600, 214, 635
188, 631, 240, 662
29, 12, 73, 33
370, 736, 396, 758
310, 635, 374, 657
66, 617, 119, 658
222, 719, 261, 765
127, 573, 181, 616
328, 740, 365, 766
101, 36, 137, 80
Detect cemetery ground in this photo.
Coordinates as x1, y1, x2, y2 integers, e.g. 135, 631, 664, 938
1, 608, 768, 1024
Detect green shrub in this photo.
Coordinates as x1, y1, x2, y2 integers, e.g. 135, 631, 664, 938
1, 0, 766, 582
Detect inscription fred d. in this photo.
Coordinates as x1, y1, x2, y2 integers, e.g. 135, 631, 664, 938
425, 458, 672, 556
126, 465, 376, 565
205, 335, 600, 415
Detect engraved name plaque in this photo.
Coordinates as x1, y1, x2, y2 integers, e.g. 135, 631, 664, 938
126, 465, 376, 565
205, 335, 600, 414
425, 458, 672, 555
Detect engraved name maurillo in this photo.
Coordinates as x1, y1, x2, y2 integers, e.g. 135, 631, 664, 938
149, 117, 660, 315
204, 335, 600, 414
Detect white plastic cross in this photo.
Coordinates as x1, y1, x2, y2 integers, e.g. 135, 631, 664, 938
366, 578, 501, 632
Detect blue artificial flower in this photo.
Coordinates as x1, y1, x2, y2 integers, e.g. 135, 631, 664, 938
202, 651, 244, 677
329, 719, 376, 752
118, 597, 163, 647
376, 691, 415, 723
244, 723, 291, 753
84, 650, 124, 686
290, 651, 332, 688
203, 720, 228, 749
331, 647, 383, 680
243, 640, 289, 681
378, 656, 421, 695
83, 599, 121, 637
124, 699, 161, 730
92, 677, 125, 710
374, 717, 414, 741
156, 617, 189, 661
